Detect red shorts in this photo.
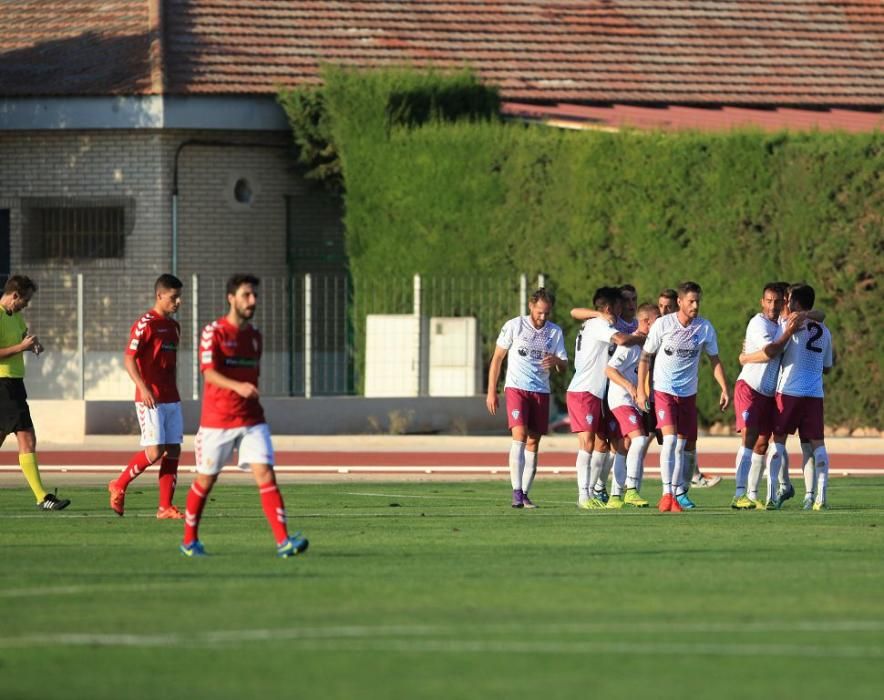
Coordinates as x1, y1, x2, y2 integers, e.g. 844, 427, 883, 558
653, 390, 698, 441
612, 405, 647, 438
774, 393, 824, 441
734, 379, 775, 436
505, 388, 550, 434
566, 391, 604, 434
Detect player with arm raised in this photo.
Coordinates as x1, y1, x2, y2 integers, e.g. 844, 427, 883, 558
180, 274, 308, 557
108, 274, 185, 518
636, 281, 729, 512
486, 288, 568, 508
605, 303, 660, 508
568, 287, 645, 509
766, 284, 834, 510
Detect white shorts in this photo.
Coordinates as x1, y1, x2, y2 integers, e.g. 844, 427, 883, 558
194, 423, 274, 476
136, 402, 184, 447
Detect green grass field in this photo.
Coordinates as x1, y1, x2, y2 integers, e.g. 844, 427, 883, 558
2, 478, 883, 700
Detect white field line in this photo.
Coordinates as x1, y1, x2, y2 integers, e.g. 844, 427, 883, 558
2, 465, 882, 476
1, 622, 883, 657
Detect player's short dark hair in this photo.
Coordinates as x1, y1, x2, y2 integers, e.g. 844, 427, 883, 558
593, 286, 621, 311
762, 282, 785, 297
658, 288, 677, 301
619, 284, 637, 296
677, 281, 702, 298
155, 274, 183, 293
788, 283, 815, 311
637, 303, 659, 318
529, 287, 555, 306
226, 273, 260, 296
3, 275, 37, 296
772, 281, 790, 297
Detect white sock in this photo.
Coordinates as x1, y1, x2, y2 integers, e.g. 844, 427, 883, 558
734, 446, 752, 497
626, 436, 648, 490
509, 441, 525, 491
673, 438, 687, 496
576, 449, 591, 499
611, 452, 627, 496
595, 451, 615, 492
766, 443, 785, 503
748, 452, 765, 500
589, 451, 607, 497
522, 450, 537, 495
659, 435, 676, 495
781, 447, 792, 487
684, 449, 698, 482
813, 446, 829, 504
801, 442, 815, 497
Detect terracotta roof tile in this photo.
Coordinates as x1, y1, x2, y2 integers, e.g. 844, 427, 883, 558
1, 1, 882, 108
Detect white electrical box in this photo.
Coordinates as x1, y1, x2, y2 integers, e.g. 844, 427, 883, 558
428, 316, 481, 397
364, 315, 428, 397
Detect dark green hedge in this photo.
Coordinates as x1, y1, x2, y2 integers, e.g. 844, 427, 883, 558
280, 68, 883, 428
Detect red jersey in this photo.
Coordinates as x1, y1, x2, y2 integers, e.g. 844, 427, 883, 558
199, 316, 265, 428
125, 310, 180, 403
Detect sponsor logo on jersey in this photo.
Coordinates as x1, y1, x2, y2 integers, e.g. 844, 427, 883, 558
161, 342, 177, 352
664, 346, 674, 355
224, 357, 259, 368
129, 339, 139, 350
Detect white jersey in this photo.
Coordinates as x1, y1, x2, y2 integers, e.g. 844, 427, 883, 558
607, 344, 642, 410
496, 316, 568, 393
776, 320, 833, 398
644, 313, 719, 397
567, 317, 617, 398
737, 314, 783, 396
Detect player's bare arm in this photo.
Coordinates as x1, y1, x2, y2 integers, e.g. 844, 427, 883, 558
708, 354, 730, 411
0, 334, 37, 358
124, 354, 156, 409
570, 307, 600, 322
740, 312, 803, 365
605, 365, 637, 404
485, 346, 507, 415
611, 331, 646, 348
204, 367, 259, 399
540, 353, 568, 372
635, 351, 653, 409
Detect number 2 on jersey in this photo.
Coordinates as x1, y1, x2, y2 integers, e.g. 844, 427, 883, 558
805, 322, 823, 353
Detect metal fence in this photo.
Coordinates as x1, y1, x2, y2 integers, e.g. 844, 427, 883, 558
19, 271, 544, 400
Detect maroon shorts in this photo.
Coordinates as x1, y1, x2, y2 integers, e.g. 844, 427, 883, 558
774, 393, 824, 441
505, 387, 550, 434
612, 405, 647, 438
734, 379, 775, 436
653, 390, 698, 441
566, 391, 604, 434
600, 404, 622, 442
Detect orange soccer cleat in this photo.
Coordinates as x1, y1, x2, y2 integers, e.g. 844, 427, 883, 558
156, 505, 185, 520
108, 481, 125, 516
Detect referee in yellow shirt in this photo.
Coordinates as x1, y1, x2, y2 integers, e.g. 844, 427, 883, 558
0, 275, 69, 510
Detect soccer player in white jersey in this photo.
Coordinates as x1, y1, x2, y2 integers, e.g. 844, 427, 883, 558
486, 288, 569, 508
731, 283, 801, 509
766, 284, 834, 510
605, 303, 660, 508
636, 281, 730, 512
567, 287, 645, 509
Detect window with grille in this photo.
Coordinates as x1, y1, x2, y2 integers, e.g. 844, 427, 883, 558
22, 198, 133, 261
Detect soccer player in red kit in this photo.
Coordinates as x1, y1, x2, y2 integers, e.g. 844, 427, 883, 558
180, 274, 308, 558
108, 274, 185, 518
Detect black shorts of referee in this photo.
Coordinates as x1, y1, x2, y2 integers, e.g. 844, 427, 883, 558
0, 377, 34, 436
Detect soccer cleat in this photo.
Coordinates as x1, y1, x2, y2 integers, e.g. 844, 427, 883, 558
812, 501, 828, 511
511, 489, 524, 509
520, 491, 537, 509
156, 505, 185, 520
623, 489, 649, 508
669, 496, 684, 512
37, 492, 70, 511
691, 472, 722, 488
675, 493, 695, 510
179, 540, 208, 557
731, 495, 755, 510
749, 498, 766, 510
108, 480, 125, 516
802, 495, 814, 510
765, 497, 783, 511
578, 497, 606, 510
593, 487, 610, 504
605, 495, 625, 509
778, 483, 796, 503
277, 532, 309, 558
657, 494, 673, 512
